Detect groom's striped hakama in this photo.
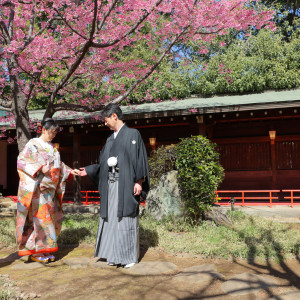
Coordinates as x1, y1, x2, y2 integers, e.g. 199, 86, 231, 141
94, 172, 139, 265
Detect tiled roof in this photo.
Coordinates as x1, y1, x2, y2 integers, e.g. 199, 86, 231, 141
1, 89, 300, 127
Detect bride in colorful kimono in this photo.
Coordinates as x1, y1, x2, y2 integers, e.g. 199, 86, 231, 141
16, 118, 77, 263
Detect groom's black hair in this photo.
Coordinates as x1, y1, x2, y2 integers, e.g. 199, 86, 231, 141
101, 103, 123, 120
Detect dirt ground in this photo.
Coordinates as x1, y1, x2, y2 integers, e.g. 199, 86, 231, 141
1, 245, 300, 300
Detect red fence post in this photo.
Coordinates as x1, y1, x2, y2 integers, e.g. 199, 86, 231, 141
269, 191, 272, 208
291, 191, 294, 208
242, 191, 245, 206
85, 191, 88, 206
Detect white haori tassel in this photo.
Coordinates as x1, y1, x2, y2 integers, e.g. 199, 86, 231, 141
107, 156, 118, 174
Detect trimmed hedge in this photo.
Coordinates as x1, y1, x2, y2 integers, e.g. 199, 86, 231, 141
148, 136, 224, 220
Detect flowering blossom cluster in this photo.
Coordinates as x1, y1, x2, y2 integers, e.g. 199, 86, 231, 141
0, 0, 274, 146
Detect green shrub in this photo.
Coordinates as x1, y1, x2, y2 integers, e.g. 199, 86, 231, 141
175, 135, 224, 220
148, 144, 177, 187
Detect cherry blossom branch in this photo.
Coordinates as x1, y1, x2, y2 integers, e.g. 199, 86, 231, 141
0, 21, 10, 43
54, 8, 88, 40
21, 17, 61, 52
92, 0, 163, 48
96, 0, 118, 32
27, 0, 36, 39
3, 1, 15, 39
48, 0, 100, 107
112, 31, 185, 104
24, 70, 42, 106
89, 0, 98, 38
63, 73, 91, 88
14, 58, 34, 77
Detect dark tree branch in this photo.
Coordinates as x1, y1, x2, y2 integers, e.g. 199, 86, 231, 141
97, 0, 118, 32
7, 2, 15, 39
63, 73, 91, 88
0, 21, 10, 42
112, 31, 185, 105
48, 0, 101, 108
54, 8, 88, 40
24, 71, 42, 106
89, 0, 98, 39
92, 0, 163, 48
20, 17, 61, 52
195, 26, 225, 35
27, 0, 36, 39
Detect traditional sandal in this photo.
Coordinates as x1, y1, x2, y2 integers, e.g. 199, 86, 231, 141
124, 263, 135, 269
45, 254, 55, 262
30, 254, 49, 263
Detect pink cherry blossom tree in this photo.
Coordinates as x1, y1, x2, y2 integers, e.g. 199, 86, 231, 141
0, 0, 274, 151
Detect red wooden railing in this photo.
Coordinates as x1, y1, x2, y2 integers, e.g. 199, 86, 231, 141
81, 190, 100, 205
10, 190, 299, 208
215, 190, 300, 207
282, 190, 300, 208
77, 190, 146, 206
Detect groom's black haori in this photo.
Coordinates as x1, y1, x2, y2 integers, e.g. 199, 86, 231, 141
84, 103, 149, 266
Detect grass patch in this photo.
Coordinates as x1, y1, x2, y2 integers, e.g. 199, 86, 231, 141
1, 212, 299, 260
57, 214, 99, 245
140, 211, 300, 260
0, 218, 16, 249
0, 277, 19, 299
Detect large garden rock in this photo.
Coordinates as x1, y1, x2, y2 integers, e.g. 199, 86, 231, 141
203, 206, 232, 226
145, 170, 185, 220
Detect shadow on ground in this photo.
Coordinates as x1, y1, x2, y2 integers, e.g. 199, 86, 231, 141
0, 251, 19, 269
139, 225, 159, 260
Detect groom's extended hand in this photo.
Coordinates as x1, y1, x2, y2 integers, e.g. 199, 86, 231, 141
71, 169, 81, 176
79, 167, 87, 176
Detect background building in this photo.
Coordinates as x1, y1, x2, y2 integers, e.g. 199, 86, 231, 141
1, 89, 300, 199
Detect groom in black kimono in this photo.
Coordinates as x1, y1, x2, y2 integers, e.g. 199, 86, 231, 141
78, 103, 149, 268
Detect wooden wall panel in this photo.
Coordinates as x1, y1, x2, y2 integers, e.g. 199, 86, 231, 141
276, 141, 300, 169
217, 142, 270, 171
219, 171, 273, 190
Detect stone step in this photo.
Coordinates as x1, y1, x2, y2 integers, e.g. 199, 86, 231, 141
0, 201, 14, 206
0, 207, 17, 213
62, 204, 99, 214
0, 212, 15, 217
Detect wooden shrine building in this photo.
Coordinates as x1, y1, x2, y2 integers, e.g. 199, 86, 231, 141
1, 88, 300, 199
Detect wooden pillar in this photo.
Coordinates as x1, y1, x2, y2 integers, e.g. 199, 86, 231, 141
196, 115, 206, 136
73, 128, 81, 204
206, 125, 214, 140
269, 132, 277, 189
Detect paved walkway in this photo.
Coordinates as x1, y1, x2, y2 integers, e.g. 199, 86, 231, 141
1, 247, 300, 300
226, 205, 300, 222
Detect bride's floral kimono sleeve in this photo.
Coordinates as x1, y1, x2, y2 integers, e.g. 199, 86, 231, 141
17, 141, 44, 213
55, 162, 73, 211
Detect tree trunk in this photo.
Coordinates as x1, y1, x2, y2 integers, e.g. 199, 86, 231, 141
12, 88, 31, 153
